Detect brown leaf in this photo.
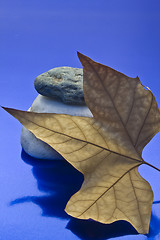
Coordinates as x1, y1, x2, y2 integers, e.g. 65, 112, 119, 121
78, 52, 160, 155
3, 53, 160, 234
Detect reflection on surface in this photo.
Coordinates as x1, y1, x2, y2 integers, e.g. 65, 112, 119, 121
10, 150, 160, 240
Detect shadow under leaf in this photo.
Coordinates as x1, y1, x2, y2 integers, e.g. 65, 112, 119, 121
10, 150, 160, 240
66, 218, 137, 240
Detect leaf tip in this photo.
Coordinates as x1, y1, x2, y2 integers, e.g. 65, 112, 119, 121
77, 51, 84, 60
1, 106, 9, 112
1, 106, 19, 117
77, 52, 93, 67
136, 75, 140, 82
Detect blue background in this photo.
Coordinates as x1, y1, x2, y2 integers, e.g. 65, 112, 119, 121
1, 0, 160, 239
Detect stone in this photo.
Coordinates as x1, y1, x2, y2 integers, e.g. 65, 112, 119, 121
21, 95, 92, 160
34, 67, 84, 104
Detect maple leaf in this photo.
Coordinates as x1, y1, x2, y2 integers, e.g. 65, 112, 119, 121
3, 53, 160, 234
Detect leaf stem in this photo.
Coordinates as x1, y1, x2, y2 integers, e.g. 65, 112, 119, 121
143, 161, 160, 172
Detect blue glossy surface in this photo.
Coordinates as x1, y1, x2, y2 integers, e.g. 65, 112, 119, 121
1, 0, 160, 239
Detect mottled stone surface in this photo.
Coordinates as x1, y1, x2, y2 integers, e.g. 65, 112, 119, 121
34, 67, 84, 104
21, 95, 92, 160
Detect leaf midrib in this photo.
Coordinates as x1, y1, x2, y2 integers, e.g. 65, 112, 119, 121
17, 110, 142, 163
76, 163, 142, 218
83, 58, 144, 159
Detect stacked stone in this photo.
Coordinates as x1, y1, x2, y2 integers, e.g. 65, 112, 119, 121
21, 67, 92, 160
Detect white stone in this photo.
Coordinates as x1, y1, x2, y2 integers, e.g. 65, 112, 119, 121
21, 94, 92, 160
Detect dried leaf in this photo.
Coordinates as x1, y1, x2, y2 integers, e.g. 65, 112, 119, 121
3, 53, 160, 234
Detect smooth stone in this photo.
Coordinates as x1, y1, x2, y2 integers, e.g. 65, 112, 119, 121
34, 67, 84, 104
21, 95, 92, 160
